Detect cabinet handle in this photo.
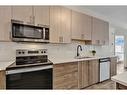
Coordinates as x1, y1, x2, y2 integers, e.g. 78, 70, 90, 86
29, 16, 32, 24
81, 34, 84, 39
96, 40, 99, 45
59, 36, 63, 43
103, 40, 105, 45
33, 16, 35, 24
61, 37, 63, 42
98, 40, 100, 45
29, 16, 34, 24
59, 37, 62, 42
26, 16, 32, 25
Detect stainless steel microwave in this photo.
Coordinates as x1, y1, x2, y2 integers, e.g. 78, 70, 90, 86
11, 20, 49, 43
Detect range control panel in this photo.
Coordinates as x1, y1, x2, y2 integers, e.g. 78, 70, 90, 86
16, 49, 47, 57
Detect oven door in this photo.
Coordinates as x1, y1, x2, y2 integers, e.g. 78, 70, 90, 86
6, 65, 52, 89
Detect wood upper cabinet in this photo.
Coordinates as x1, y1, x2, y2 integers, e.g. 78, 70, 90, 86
53, 62, 78, 89
72, 11, 82, 40
72, 10, 92, 40
92, 17, 104, 45
78, 61, 89, 88
88, 59, 99, 85
61, 7, 71, 43
0, 70, 6, 89
82, 14, 92, 40
50, 6, 71, 43
110, 57, 117, 77
104, 21, 109, 45
12, 6, 33, 24
0, 6, 11, 41
92, 17, 109, 45
50, 6, 61, 43
34, 6, 50, 26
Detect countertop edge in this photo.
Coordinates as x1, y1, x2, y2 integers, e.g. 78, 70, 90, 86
111, 77, 127, 87
52, 56, 117, 64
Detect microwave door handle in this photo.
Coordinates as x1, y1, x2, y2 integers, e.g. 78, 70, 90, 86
43, 28, 45, 40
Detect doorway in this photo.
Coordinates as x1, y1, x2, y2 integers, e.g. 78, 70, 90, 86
115, 35, 124, 74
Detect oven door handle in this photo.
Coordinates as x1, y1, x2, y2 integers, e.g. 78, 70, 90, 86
6, 65, 53, 75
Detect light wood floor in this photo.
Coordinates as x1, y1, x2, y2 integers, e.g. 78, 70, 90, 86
85, 62, 125, 89
85, 80, 115, 89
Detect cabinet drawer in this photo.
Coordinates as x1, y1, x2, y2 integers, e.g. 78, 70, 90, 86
53, 63, 78, 77
53, 71, 78, 89
53, 63, 78, 89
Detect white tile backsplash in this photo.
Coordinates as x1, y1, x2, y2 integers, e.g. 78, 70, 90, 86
0, 41, 114, 62
0, 42, 15, 62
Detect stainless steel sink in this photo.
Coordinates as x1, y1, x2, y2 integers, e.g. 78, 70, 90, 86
75, 56, 93, 59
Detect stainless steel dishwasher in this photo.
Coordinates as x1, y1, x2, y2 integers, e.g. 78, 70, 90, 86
99, 58, 110, 82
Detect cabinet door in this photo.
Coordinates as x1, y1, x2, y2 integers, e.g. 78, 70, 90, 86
88, 59, 99, 85
50, 6, 61, 43
61, 7, 71, 43
0, 6, 11, 41
110, 57, 117, 77
12, 6, 33, 24
82, 13, 92, 40
72, 10, 92, 41
50, 6, 71, 43
34, 6, 50, 26
78, 61, 89, 88
53, 63, 78, 89
71, 10, 82, 40
104, 21, 109, 45
0, 70, 6, 89
92, 17, 104, 45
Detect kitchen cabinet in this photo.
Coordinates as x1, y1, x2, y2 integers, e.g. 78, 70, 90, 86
50, 6, 71, 43
53, 62, 78, 89
78, 61, 89, 88
82, 14, 92, 40
12, 6, 34, 24
104, 21, 109, 45
0, 6, 11, 41
71, 10, 92, 40
0, 70, 6, 89
88, 59, 99, 85
71, 11, 82, 40
78, 59, 99, 89
92, 17, 109, 45
110, 57, 117, 77
12, 6, 50, 26
34, 6, 50, 26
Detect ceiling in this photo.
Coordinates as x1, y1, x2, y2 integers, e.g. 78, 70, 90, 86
67, 6, 127, 30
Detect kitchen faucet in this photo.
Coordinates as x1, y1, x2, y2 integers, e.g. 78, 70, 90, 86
77, 45, 82, 57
